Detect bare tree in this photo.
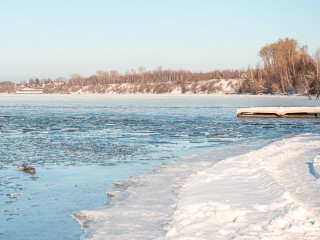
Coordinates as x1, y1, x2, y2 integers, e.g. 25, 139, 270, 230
313, 49, 320, 93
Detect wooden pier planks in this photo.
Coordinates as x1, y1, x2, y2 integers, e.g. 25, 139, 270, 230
236, 107, 320, 118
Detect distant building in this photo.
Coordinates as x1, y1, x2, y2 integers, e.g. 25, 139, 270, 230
16, 87, 43, 94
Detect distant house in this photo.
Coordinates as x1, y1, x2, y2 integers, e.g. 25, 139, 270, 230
42, 80, 53, 87
16, 87, 43, 94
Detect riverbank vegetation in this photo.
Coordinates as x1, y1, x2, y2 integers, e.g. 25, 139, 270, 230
1, 38, 319, 95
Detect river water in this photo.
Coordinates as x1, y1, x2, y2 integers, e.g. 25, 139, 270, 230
0, 94, 319, 239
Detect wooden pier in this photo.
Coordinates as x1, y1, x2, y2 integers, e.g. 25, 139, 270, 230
236, 107, 320, 118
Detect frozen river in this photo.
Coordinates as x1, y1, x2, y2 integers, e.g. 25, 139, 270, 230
0, 94, 319, 239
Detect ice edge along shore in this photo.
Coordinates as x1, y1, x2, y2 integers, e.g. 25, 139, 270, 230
76, 134, 320, 239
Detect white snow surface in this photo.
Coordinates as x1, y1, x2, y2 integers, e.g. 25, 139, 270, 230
166, 134, 320, 239
76, 134, 320, 239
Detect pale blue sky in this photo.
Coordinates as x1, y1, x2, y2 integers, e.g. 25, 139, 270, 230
1, 0, 319, 82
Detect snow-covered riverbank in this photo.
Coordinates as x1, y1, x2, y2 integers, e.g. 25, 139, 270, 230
166, 134, 320, 239
76, 134, 320, 239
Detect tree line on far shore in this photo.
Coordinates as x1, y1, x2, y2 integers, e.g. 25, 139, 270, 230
246, 38, 320, 95
1, 38, 319, 94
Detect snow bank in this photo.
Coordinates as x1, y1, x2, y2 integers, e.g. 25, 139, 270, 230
166, 134, 320, 239
75, 134, 320, 239
73, 147, 250, 240
74, 156, 215, 240
66, 79, 241, 94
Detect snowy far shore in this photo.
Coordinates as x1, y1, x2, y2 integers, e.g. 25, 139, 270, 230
76, 134, 320, 239
166, 134, 320, 239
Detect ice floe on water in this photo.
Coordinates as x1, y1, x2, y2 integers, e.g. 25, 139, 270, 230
77, 134, 320, 239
